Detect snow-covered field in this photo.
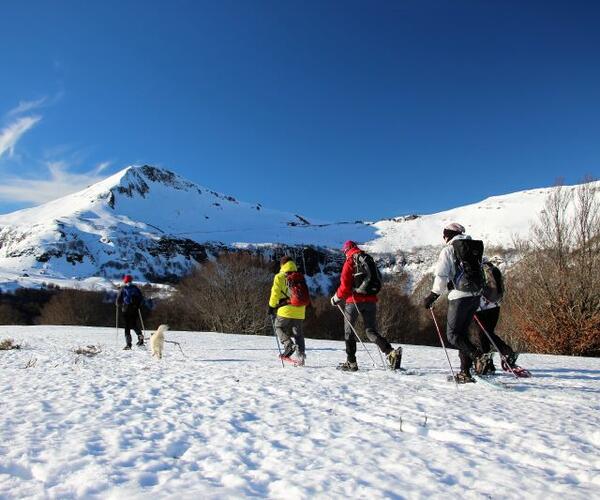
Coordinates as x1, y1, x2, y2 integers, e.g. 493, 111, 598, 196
1, 326, 599, 499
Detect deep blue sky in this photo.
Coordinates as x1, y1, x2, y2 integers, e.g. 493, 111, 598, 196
0, 0, 599, 220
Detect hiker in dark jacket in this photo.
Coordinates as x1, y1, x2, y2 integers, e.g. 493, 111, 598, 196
116, 274, 144, 350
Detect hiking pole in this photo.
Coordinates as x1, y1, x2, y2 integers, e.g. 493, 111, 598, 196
269, 316, 285, 368
473, 314, 519, 379
336, 304, 378, 367
430, 308, 458, 388
352, 301, 387, 370
138, 309, 146, 335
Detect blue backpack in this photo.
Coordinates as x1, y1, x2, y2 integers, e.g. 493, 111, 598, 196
122, 285, 143, 308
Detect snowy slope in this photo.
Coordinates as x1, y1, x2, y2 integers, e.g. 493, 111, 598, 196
1, 326, 598, 499
0, 164, 597, 290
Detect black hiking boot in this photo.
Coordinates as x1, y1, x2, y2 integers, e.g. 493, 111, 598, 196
136, 336, 144, 346
474, 353, 494, 375
484, 354, 496, 375
280, 342, 296, 359
387, 347, 402, 370
337, 361, 358, 372
451, 371, 475, 384
123, 345, 132, 350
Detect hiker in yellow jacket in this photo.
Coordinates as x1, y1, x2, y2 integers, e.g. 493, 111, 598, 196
268, 256, 306, 365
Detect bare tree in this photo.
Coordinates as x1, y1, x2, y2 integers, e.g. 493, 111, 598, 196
503, 179, 600, 355
38, 289, 114, 326
166, 253, 273, 334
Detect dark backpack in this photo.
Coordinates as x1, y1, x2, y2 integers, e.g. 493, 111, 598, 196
352, 252, 382, 295
482, 261, 504, 304
122, 285, 143, 309
451, 239, 484, 293
285, 271, 311, 306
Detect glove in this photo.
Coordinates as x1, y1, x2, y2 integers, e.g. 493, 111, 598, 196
268, 306, 277, 318
423, 291, 440, 309
330, 294, 342, 307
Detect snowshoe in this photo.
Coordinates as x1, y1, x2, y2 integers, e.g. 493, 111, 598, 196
511, 366, 532, 377
295, 353, 306, 367
387, 347, 402, 370
500, 353, 530, 376
279, 355, 301, 366
337, 361, 358, 372
448, 371, 475, 384
500, 352, 518, 371
280, 342, 296, 359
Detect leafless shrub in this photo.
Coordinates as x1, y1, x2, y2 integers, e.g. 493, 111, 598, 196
158, 253, 273, 334
22, 357, 37, 368
38, 289, 115, 326
0, 303, 27, 325
0, 338, 21, 350
378, 273, 429, 344
304, 295, 344, 340
503, 179, 600, 355
410, 272, 449, 347
73, 345, 102, 357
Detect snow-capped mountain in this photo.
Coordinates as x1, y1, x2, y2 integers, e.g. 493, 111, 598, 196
0, 165, 596, 291
0, 165, 373, 290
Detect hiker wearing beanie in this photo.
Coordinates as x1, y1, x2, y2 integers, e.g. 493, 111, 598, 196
423, 223, 484, 383
116, 274, 145, 350
331, 241, 402, 371
268, 256, 308, 366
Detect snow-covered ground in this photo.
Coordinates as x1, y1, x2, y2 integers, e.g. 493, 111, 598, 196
1, 326, 599, 499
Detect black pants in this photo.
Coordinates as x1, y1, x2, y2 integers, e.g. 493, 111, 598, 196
474, 307, 514, 357
343, 302, 392, 363
446, 296, 481, 373
123, 310, 143, 347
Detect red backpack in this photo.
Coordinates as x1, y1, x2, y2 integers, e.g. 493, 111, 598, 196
285, 271, 311, 306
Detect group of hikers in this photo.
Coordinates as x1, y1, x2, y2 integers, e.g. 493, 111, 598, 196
266, 222, 523, 383
116, 222, 523, 383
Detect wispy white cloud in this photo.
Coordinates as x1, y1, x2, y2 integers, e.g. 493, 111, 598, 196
0, 161, 112, 205
0, 115, 42, 159
7, 97, 48, 116
93, 161, 111, 175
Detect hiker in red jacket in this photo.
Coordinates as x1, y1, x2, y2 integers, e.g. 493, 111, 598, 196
331, 241, 402, 371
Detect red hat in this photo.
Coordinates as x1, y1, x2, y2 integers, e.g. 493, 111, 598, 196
123, 274, 133, 283
342, 240, 358, 253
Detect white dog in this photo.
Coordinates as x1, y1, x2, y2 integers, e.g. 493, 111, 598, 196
150, 324, 169, 359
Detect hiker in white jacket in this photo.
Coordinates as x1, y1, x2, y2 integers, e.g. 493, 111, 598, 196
423, 222, 484, 383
